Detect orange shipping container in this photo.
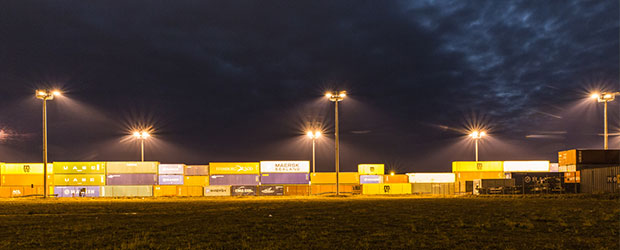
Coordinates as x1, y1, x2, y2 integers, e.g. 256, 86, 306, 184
564, 171, 581, 183
383, 175, 408, 183
153, 185, 177, 197
1, 174, 53, 186
558, 150, 577, 166
183, 176, 209, 186
0, 186, 24, 197
284, 185, 310, 196
177, 186, 203, 197
310, 184, 362, 195
310, 172, 359, 184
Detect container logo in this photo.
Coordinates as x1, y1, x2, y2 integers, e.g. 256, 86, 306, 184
23, 165, 31, 173
12, 189, 22, 196
261, 187, 275, 194
383, 185, 391, 193
476, 163, 483, 170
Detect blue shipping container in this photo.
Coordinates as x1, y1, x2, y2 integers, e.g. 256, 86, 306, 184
360, 175, 383, 184
158, 175, 184, 185
210, 175, 260, 185
54, 186, 100, 197
260, 173, 309, 184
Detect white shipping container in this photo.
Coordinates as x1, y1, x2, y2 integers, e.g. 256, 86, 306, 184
260, 161, 310, 173
503, 161, 550, 172
407, 173, 455, 183
158, 164, 185, 175
204, 185, 231, 196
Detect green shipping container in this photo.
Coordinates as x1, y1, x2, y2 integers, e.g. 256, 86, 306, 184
101, 185, 153, 197
54, 174, 106, 186
53, 162, 106, 174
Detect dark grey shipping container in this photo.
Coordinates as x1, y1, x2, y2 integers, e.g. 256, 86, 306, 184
259, 185, 284, 196
580, 166, 620, 193
481, 179, 515, 188
411, 183, 454, 195
231, 185, 257, 196
511, 172, 564, 194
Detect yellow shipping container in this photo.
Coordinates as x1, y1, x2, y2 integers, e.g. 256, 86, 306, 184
310, 172, 359, 184
454, 171, 506, 193
452, 161, 503, 172
1, 174, 54, 186
1, 163, 54, 174
177, 186, 203, 197
183, 176, 209, 186
53, 162, 106, 174
209, 162, 260, 175
362, 183, 412, 195
153, 185, 177, 197
54, 174, 106, 186
358, 164, 385, 175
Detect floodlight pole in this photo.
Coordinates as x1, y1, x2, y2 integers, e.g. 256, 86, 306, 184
604, 100, 608, 150
42, 98, 48, 198
334, 100, 340, 195
312, 137, 316, 173
141, 139, 145, 162
474, 138, 479, 162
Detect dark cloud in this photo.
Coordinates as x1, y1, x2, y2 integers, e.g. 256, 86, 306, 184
0, 1, 617, 172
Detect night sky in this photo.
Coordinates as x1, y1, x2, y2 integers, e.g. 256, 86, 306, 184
0, 1, 618, 172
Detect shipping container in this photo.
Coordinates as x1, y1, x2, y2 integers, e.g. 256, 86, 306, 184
184, 176, 209, 186
177, 186, 203, 197
477, 179, 517, 194
452, 161, 503, 172
209, 174, 259, 185
407, 173, 455, 183
231, 185, 257, 196
1, 163, 53, 174
1, 174, 53, 186
283, 185, 310, 196
383, 175, 408, 183
558, 165, 577, 172
53, 162, 106, 174
454, 171, 505, 193
310, 172, 359, 184
558, 149, 620, 166
158, 175, 184, 185
184, 165, 209, 176
106, 173, 157, 185
260, 161, 310, 173
209, 162, 260, 175
358, 164, 385, 175
105, 161, 158, 174
54, 174, 105, 186
158, 164, 185, 175
22, 185, 46, 196
204, 185, 231, 196
259, 185, 284, 196
511, 172, 565, 194
564, 171, 581, 183
260, 173, 309, 184
411, 183, 455, 195
54, 186, 100, 197
310, 184, 362, 195
503, 161, 550, 172
362, 183, 412, 195
0, 186, 25, 197
153, 185, 177, 197
580, 166, 620, 193
550, 163, 559, 172
359, 175, 383, 184
101, 185, 153, 197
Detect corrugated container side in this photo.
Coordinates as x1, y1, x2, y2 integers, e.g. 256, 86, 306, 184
184, 165, 209, 176
158, 175, 184, 185
153, 185, 177, 197
1, 174, 54, 186
358, 164, 385, 175
454, 171, 505, 193
204, 185, 231, 196
177, 186, 203, 197
310, 184, 362, 195
407, 173, 455, 183
260, 173, 309, 184
310, 172, 359, 184
283, 185, 310, 196
106, 174, 158, 185
362, 183, 412, 195
231, 185, 257, 196
105, 162, 158, 174
54, 186, 100, 197
54, 174, 106, 186
260, 161, 310, 173
184, 176, 209, 186
359, 175, 383, 184
53, 162, 106, 174
209, 175, 260, 185
452, 161, 503, 172
558, 150, 576, 166
383, 175, 408, 183
580, 166, 620, 193
0, 187, 25, 197
259, 185, 284, 196
1, 163, 54, 175
209, 162, 260, 175
101, 185, 153, 197
158, 164, 185, 175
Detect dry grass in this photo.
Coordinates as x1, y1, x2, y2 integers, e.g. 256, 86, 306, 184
0, 195, 617, 249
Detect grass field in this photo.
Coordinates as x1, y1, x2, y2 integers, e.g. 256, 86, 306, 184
0, 195, 617, 249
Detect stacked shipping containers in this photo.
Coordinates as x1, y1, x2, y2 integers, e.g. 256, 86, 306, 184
210, 162, 260, 196
503, 161, 562, 194
558, 149, 620, 193
358, 164, 384, 184
260, 161, 310, 196
104, 162, 157, 197
154, 164, 185, 197
452, 161, 505, 194
54, 162, 106, 197
181, 165, 209, 197
310, 172, 361, 195
407, 173, 455, 195
0, 163, 53, 197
